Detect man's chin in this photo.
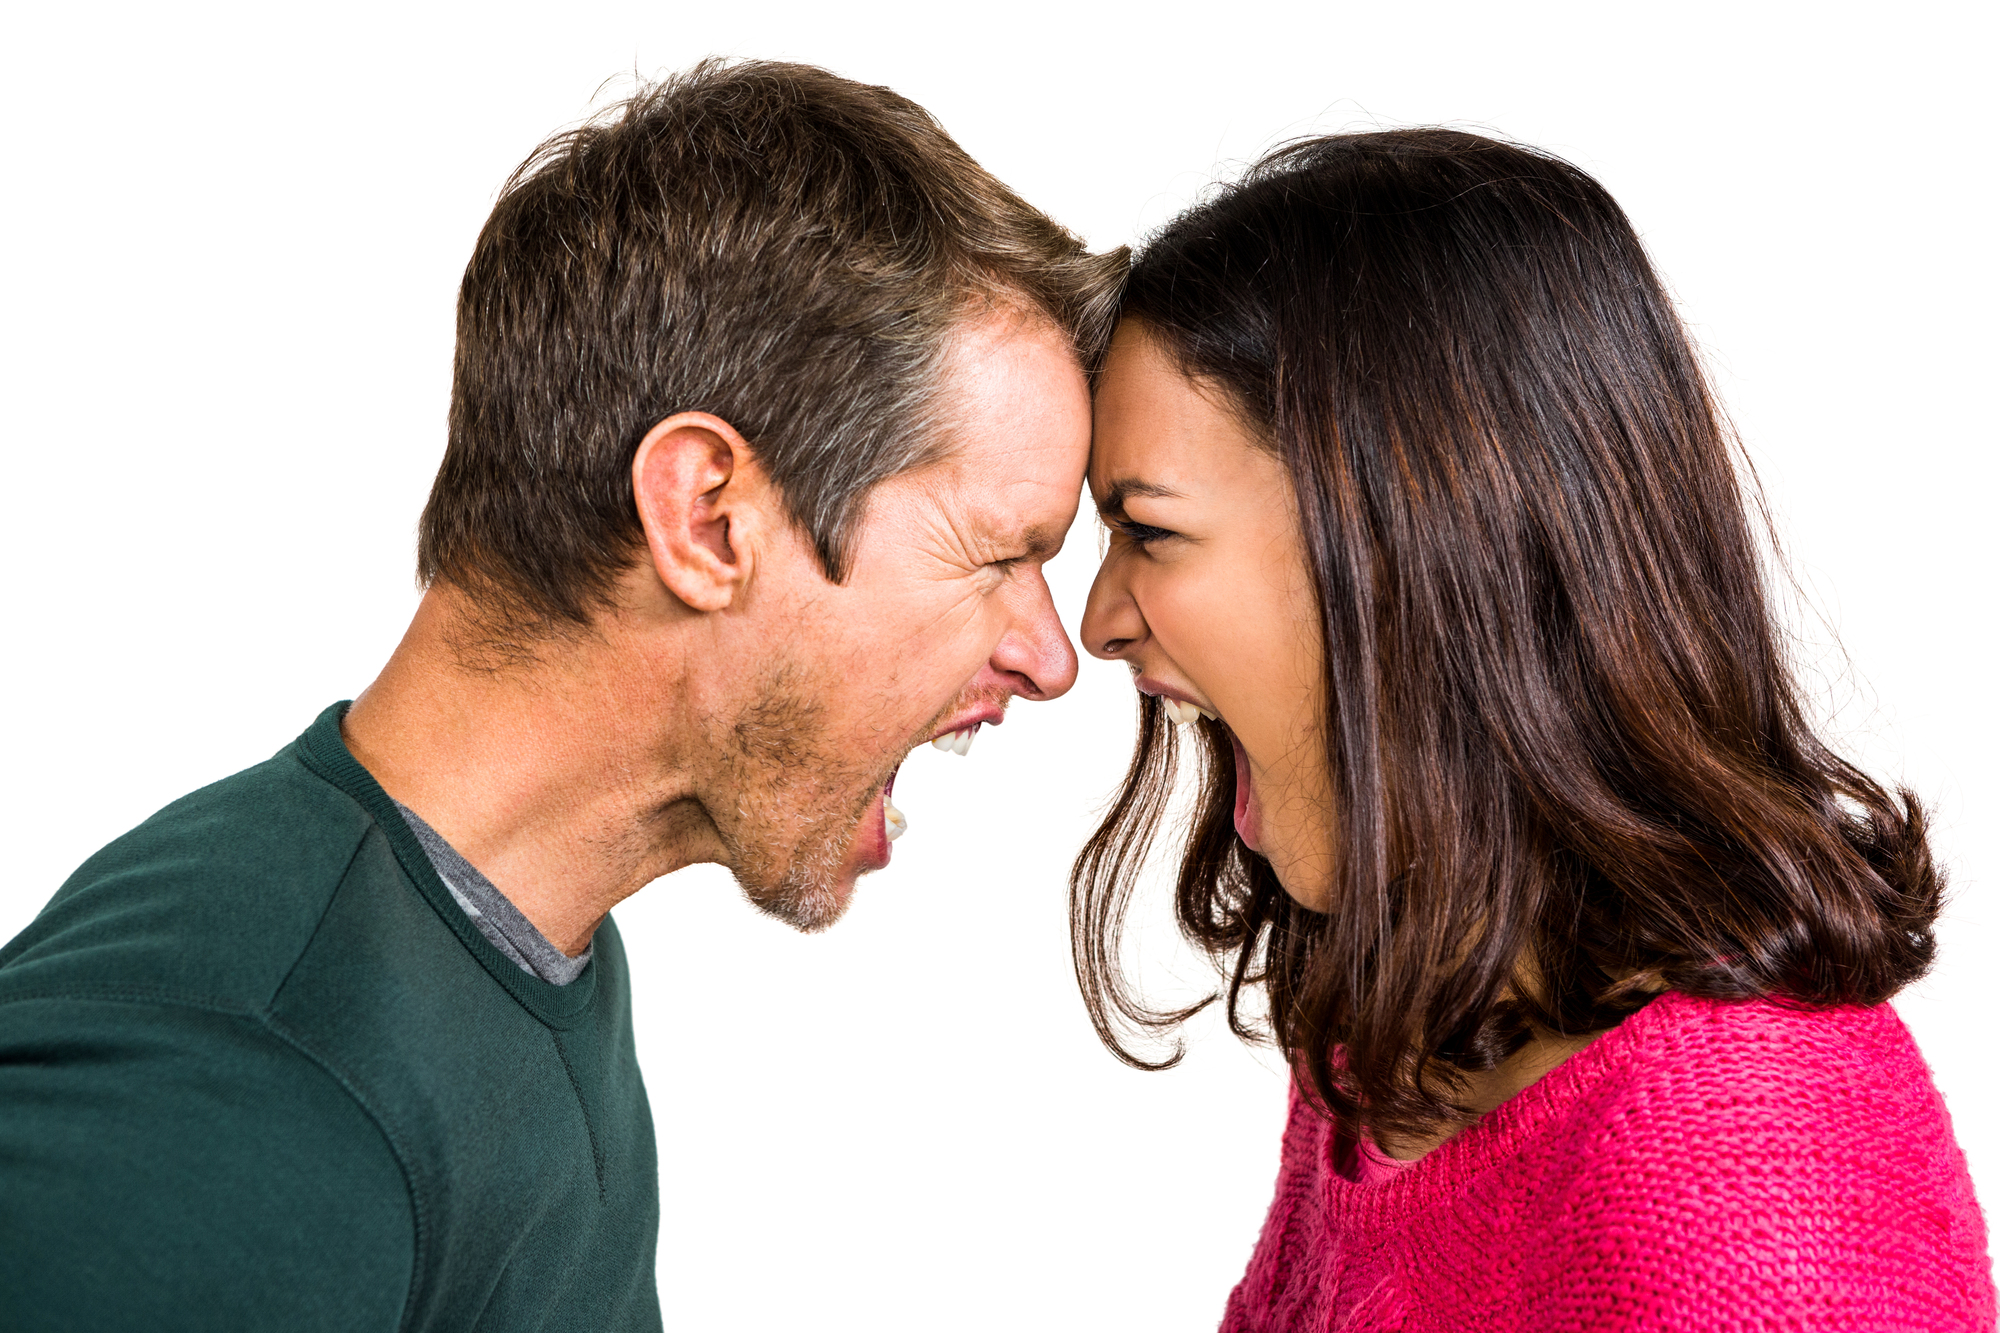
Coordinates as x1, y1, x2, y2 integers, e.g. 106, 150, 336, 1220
738, 786, 892, 934
736, 764, 900, 928
744, 872, 852, 935
784, 785, 892, 932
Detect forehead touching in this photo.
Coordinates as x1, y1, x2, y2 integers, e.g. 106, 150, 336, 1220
921, 305, 1091, 548
1089, 322, 1241, 509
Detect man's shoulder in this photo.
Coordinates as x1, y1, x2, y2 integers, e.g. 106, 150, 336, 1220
0, 732, 381, 1013
0, 991, 417, 1333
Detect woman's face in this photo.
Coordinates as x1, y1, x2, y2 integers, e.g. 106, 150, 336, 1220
1082, 322, 1334, 908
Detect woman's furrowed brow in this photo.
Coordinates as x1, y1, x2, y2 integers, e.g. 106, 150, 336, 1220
1096, 478, 1183, 516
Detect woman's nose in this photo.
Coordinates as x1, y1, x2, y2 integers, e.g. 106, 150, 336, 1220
1081, 557, 1147, 661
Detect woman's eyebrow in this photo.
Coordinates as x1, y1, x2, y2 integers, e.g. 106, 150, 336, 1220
1096, 478, 1183, 516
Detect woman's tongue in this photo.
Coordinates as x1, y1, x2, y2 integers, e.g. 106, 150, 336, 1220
1230, 731, 1261, 852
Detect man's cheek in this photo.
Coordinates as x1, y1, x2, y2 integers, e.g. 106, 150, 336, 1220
900, 595, 994, 674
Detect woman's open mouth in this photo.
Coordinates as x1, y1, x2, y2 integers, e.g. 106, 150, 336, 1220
1229, 730, 1261, 853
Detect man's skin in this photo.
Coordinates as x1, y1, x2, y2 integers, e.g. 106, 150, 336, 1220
344, 306, 1090, 944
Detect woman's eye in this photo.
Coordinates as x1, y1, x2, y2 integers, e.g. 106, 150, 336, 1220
1117, 519, 1177, 548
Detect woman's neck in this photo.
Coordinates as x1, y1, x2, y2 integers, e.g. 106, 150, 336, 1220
1374, 1028, 1604, 1161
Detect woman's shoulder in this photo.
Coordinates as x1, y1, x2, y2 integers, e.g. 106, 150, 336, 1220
1504, 993, 1994, 1326
1591, 990, 1941, 1132
1565, 994, 1982, 1253
1272, 992, 1948, 1181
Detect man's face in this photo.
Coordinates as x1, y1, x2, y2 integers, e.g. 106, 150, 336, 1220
712, 309, 1090, 929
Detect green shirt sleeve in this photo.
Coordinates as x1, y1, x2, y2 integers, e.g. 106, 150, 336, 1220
0, 995, 416, 1332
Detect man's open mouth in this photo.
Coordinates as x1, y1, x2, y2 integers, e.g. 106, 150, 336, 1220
881, 765, 907, 842
879, 709, 1005, 848
929, 721, 983, 756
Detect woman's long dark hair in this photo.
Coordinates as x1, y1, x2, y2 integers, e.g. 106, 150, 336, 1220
1071, 130, 1941, 1141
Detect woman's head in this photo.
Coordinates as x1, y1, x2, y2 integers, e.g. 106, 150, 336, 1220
1085, 324, 1330, 895
1075, 130, 1941, 1139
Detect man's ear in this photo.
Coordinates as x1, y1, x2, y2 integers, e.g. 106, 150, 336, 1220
631, 413, 768, 613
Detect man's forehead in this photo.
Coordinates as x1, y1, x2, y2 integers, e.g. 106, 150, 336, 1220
928, 433, 1083, 542
954, 489, 1066, 556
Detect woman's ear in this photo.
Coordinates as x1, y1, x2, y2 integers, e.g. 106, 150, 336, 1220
630, 412, 766, 613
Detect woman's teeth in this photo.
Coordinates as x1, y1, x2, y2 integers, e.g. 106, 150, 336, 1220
1161, 698, 1218, 726
931, 723, 980, 756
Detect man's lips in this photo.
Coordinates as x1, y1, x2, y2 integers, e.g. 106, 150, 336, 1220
847, 766, 902, 877
927, 702, 1005, 745
928, 701, 1006, 757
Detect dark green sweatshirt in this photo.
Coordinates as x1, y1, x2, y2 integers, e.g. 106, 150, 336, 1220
0, 704, 661, 1332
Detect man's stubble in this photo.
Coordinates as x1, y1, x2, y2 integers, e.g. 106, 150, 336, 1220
709, 658, 894, 932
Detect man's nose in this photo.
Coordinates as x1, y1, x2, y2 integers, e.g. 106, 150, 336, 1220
1081, 557, 1145, 661
991, 569, 1079, 701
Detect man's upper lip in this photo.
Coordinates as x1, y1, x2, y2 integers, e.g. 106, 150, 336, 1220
928, 704, 1004, 744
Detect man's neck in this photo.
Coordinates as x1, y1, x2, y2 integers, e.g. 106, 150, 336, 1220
340, 585, 723, 955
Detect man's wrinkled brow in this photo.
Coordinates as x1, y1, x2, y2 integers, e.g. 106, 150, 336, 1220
1019, 524, 1060, 560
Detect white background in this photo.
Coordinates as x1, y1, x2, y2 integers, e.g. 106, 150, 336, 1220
3, 2, 1993, 1327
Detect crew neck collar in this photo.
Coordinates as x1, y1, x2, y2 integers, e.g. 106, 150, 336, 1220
292, 701, 600, 1028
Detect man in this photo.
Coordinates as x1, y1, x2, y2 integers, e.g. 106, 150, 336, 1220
0, 60, 1122, 1331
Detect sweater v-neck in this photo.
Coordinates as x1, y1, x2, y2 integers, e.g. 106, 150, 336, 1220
1324, 992, 1683, 1227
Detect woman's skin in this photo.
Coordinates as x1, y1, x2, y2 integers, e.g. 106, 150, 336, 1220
1081, 324, 1332, 896
1081, 321, 1599, 1159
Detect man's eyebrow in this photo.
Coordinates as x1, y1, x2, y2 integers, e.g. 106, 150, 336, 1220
1096, 478, 1183, 515
1019, 524, 1060, 560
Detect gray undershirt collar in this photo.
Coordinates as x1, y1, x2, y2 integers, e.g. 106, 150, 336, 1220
392, 800, 593, 986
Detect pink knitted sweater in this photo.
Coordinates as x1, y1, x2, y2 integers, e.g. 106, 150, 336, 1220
1222, 993, 1996, 1331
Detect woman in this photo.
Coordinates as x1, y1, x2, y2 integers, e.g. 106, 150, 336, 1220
1075, 130, 1994, 1330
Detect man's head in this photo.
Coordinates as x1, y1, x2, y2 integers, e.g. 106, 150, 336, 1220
416, 60, 1124, 928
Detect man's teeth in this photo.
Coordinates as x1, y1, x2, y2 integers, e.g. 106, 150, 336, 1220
1161, 698, 1219, 727
883, 798, 907, 841
931, 722, 980, 756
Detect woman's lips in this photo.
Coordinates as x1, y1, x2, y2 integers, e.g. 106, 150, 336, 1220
1134, 676, 1219, 724
1230, 731, 1261, 853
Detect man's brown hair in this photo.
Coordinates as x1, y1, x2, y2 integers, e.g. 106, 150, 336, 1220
419, 58, 1126, 628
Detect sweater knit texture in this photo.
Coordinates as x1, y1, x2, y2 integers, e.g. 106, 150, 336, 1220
1222, 992, 1995, 1331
